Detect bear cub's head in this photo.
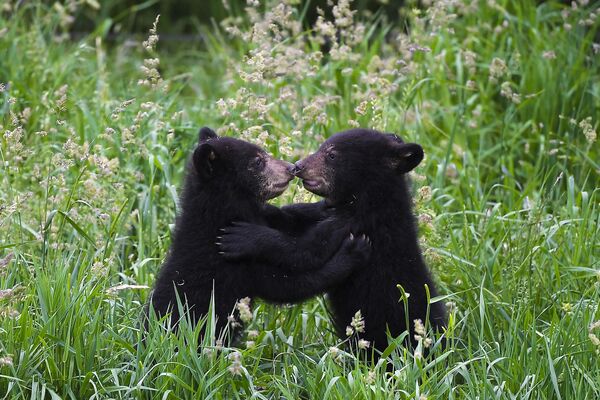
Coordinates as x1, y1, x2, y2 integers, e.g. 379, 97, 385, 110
193, 127, 294, 201
294, 128, 424, 204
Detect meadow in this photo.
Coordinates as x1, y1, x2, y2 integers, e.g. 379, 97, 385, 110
0, 0, 599, 398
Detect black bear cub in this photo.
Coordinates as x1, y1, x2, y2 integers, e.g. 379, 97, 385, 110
221, 128, 446, 354
148, 127, 370, 341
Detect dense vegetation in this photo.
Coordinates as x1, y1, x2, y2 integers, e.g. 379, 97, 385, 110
0, 0, 598, 398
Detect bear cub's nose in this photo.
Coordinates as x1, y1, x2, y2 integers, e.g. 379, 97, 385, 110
288, 161, 303, 175
291, 160, 304, 176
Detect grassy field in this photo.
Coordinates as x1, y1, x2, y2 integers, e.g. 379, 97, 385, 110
1, 0, 599, 398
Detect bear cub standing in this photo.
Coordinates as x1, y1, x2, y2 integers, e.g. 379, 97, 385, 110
221, 128, 446, 354
148, 127, 370, 341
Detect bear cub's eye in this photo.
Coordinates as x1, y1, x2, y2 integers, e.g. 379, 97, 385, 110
327, 151, 336, 160
253, 156, 264, 168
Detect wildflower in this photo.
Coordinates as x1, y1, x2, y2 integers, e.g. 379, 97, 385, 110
500, 81, 521, 104
578, 117, 597, 144
489, 57, 507, 82
445, 301, 456, 312
54, 84, 68, 112
247, 329, 259, 339
418, 186, 432, 202
0, 308, 19, 319
332, 0, 356, 29
542, 50, 556, 60
445, 163, 458, 179
106, 284, 149, 294
358, 339, 370, 349
414, 319, 426, 337
227, 314, 240, 328
228, 351, 243, 375
463, 50, 477, 74
351, 310, 365, 333
418, 214, 433, 225
590, 321, 600, 350
364, 370, 376, 384
341, 67, 353, 76
346, 326, 354, 336
328, 346, 344, 363
142, 15, 160, 51
91, 260, 107, 277
355, 101, 368, 116
236, 297, 253, 323
246, 340, 255, 348
466, 80, 477, 90
0, 355, 13, 367
0, 285, 23, 301
0, 253, 13, 272
561, 302, 573, 314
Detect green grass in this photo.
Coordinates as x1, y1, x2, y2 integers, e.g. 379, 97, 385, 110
1, 0, 599, 398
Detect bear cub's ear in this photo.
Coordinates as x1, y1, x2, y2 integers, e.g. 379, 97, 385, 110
391, 143, 424, 173
193, 143, 218, 179
198, 127, 218, 142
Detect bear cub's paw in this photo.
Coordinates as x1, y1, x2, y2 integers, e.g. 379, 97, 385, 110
217, 221, 276, 260
340, 233, 372, 264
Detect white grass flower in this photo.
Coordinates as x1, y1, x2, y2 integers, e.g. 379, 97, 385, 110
0, 253, 13, 272
578, 117, 597, 144
489, 57, 507, 82
228, 351, 243, 375
414, 319, 426, 337
358, 339, 370, 349
351, 310, 365, 333
500, 81, 521, 104
542, 50, 556, 59
445, 301, 456, 312
0, 285, 23, 301
346, 326, 354, 336
0, 355, 13, 367
227, 314, 240, 328
418, 186, 432, 202
364, 370, 376, 384
589, 320, 600, 348
463, 50, 477, 74
354, 101, 368, 116
247, 329, 259, 339
236, 297, 253, 323
106, 284, 149, 294
0, 308, 20, 319
142, 15, 160, 51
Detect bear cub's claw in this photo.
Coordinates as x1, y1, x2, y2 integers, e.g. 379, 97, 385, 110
341, 233, 372, 265
218, 221, 264, 260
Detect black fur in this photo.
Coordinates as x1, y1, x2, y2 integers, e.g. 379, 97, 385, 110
147, 128, 370, 340
220, 128, 446, 353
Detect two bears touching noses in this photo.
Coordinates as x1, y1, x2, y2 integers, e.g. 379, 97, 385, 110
147, 126, 447, 360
